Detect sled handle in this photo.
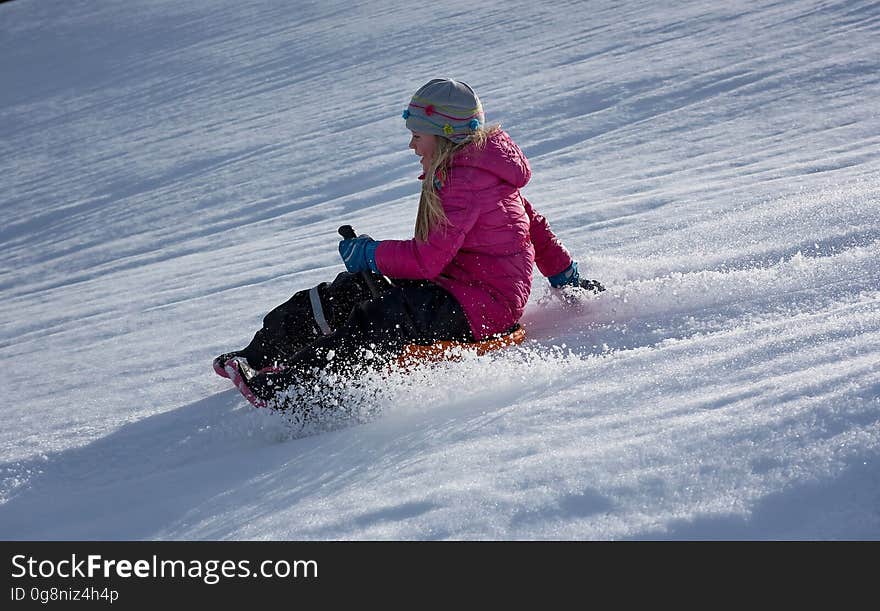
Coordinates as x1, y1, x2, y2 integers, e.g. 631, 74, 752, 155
338, 225, 383, 298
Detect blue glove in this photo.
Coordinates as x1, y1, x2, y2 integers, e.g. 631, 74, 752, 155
548, 261, 580, 288
339, 235, 381, 274
548, 261, 606, 293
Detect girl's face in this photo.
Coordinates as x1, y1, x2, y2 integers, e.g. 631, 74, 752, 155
409, 131, 438, 175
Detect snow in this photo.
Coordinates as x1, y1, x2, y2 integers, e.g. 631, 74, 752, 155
1, 0, 878, 540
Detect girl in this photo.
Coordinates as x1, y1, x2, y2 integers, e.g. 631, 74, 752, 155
215, 78, 602, 410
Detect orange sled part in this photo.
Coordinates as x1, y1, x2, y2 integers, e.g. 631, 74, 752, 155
396, 323, 526, 369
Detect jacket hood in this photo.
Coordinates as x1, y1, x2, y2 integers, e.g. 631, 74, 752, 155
450, 129, 531, 189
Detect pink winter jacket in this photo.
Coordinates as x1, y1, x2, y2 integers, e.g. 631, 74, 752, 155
374, 130, 572, 340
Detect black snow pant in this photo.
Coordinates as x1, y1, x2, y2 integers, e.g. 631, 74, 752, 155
233, 271, 474, 404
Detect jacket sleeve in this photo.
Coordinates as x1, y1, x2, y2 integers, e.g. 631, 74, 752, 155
374, 190, 481, 279
523, 196, 573, 277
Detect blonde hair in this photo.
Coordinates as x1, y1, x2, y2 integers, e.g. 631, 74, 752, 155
414, 125, 501, 241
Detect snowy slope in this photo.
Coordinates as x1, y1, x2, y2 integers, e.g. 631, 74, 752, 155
1, 0, 878, 540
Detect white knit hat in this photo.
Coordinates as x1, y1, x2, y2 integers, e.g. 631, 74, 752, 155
402, 78, 485, 143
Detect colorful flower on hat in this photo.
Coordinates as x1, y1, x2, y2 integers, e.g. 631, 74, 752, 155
402, 109, 410, 119
443, 124, 454, 136
424, 105, 435, 116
